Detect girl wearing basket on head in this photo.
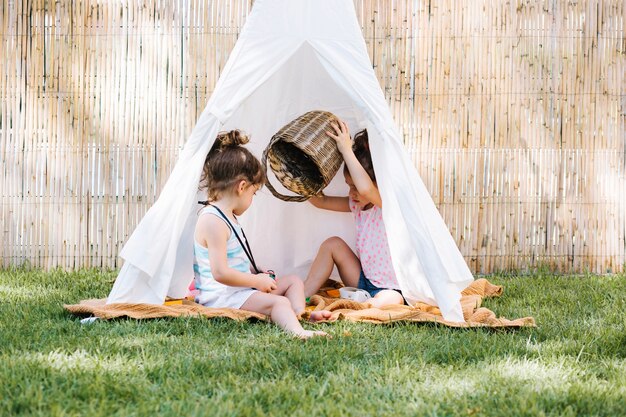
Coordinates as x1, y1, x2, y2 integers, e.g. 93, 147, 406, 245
194, 130, 331, 339
304, 121, 405, 308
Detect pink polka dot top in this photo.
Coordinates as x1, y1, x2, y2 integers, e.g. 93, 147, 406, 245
349, 198, 400, 290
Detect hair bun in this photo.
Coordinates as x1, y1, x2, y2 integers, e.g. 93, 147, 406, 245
216, 130, 249, 148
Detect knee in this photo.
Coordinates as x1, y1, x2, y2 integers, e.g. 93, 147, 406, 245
372, 290, 404, 307
282, 274, 304, 288
321, 236, 347, 252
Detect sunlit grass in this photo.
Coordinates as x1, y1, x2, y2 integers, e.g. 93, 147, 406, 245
1, 268, 625, 416
21, 349, 150, 374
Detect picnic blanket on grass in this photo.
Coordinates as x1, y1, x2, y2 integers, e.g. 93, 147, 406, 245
64, 278, 535, 328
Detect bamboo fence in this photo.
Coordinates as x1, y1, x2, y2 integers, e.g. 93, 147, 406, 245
1, 0, 624, 273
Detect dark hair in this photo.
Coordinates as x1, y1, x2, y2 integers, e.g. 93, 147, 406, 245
200, 130, 266, 201
343, 129, 376, 183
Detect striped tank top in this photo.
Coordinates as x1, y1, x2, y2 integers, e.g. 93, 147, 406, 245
193, 205, 252, 306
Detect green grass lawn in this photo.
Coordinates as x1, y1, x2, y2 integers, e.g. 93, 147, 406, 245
1, 269, 625, 417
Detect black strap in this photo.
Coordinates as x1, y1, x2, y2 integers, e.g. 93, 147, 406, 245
200, 202, 261, 274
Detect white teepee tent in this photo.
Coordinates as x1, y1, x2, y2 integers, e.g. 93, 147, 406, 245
107, 0, 474, 322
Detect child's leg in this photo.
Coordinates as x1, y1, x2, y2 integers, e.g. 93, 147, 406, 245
271, 274, 305, 313
240, 292, 328, 339
369, 290, 404, 308
304, 236, 361, 298
271, 275, 332, 321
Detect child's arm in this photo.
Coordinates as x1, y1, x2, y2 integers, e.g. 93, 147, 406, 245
328, 121, 382, 208
309, 194, 350, 212
197, 215, 276, 292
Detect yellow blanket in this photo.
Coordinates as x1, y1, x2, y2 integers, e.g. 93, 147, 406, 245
64, 279, 534, 328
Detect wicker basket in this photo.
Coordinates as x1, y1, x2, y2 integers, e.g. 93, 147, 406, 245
262, 111, 343, 202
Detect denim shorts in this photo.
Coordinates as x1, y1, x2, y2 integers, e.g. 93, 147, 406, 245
357, 271, 405, 302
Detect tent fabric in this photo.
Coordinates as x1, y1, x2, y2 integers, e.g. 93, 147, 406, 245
107, 0, 475, 322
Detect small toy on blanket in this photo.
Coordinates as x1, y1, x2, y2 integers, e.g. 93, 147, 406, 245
163, 296, 196, 306
164, 282, 197, 306
316, 279, 344, 298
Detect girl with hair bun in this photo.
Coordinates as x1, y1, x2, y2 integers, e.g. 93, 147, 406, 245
194, 130, 330, 339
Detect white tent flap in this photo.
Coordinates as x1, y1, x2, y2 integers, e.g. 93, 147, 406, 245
107, 0, 474, 323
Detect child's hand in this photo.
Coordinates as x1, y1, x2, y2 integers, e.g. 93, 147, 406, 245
326, 120, 352, 155
255, 273, 277, 293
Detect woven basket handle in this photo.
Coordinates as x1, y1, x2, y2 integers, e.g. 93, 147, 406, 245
261, 143, 310, 202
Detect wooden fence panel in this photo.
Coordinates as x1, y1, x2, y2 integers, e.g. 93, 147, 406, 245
1, 0, 624, 273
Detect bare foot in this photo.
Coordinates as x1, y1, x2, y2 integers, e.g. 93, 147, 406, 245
295, 330, 331, 340
309, 310, 332, 322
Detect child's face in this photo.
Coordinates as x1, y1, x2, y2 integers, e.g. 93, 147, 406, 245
233, 182, 260, 216
344, 172, 373, 210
